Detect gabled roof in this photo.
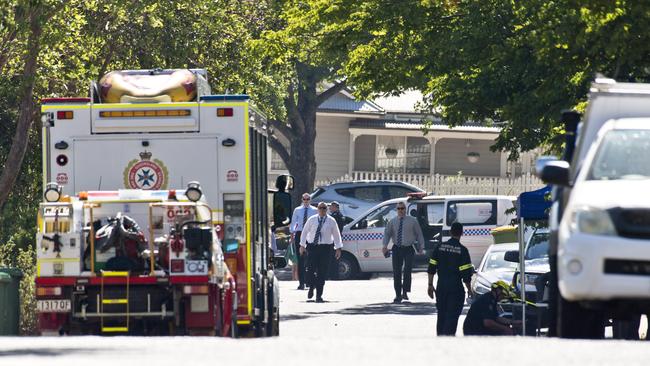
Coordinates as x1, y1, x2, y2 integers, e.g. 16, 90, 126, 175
318, 89, 384, 114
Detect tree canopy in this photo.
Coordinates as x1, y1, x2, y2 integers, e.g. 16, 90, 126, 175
309, 0, 650, 155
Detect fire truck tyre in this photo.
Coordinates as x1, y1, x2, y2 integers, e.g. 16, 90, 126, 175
266, 281, 279, 336
337, 252, 359, 281
231, 316, 238, 338
557, 295, 606, 339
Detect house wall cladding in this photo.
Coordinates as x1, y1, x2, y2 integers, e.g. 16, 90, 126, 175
435, 138, 501, 176
314, 115, 351, 181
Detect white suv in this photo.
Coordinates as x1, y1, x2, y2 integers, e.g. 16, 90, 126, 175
557, 120, 650, 300
310, 181, 424, 220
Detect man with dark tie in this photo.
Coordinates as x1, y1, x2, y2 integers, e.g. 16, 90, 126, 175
382, 201, 425, 303
290, 193, 318, 290
299, 202, 342, 302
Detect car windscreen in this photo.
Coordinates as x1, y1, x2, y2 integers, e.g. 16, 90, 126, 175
525, 232, 549, 260
589, 129, 650, 180
363, 203, 398, 229
482, 250, 518, 272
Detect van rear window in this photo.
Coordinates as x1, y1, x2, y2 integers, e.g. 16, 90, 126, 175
447, 200, 496, 226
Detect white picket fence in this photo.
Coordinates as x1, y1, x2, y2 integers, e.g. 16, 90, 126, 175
314, 171, 544, 196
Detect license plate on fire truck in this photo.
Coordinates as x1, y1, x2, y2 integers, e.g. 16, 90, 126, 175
37, 300, 71, 312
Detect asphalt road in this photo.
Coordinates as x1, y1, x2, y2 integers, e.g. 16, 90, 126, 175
2, 271, 650, 366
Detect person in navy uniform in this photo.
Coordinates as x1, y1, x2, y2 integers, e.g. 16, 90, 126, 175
290, 193, 318, 290
463, 281, 517, 335
299, 202, 343, 302
427, 222, 474, 335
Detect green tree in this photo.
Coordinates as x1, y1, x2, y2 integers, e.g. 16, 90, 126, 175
253, 0, 362, 202
308, 0, 650, 156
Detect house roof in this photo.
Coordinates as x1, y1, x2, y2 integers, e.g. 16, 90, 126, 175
318, 91, 384, 114
372, 90, 426, 113
349, 118, 501, 133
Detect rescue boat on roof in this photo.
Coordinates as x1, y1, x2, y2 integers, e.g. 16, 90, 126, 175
99, 69, 198, 103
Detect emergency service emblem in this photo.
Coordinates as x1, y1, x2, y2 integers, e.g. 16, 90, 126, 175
123, 151, 169, 190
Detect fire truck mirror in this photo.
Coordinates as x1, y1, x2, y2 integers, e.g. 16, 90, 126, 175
275, 174, 294, 192
273, 191, 292, 229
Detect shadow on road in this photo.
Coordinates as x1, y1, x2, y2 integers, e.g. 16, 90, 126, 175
316, 301, 438, 316
281, 302, 449, 323
0, 348, 103, 358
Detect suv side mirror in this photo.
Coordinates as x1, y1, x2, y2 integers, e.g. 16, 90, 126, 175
504, 250, 520, 263
535, 156, 559, 177
540, 161, 571, 186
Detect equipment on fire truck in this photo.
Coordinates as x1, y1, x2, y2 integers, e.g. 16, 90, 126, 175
85, 213, 147, 272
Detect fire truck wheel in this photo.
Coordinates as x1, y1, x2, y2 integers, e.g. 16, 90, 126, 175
231, 316, 238, 338
272, 306, 279, 336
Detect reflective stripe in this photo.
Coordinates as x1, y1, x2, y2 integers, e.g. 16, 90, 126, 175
459, 263, 473, 271
429, 259, 437, 265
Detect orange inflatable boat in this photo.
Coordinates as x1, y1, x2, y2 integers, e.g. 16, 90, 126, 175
99, 69, 198, 103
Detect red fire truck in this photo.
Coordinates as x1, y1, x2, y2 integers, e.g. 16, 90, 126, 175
35, 69, 292, 336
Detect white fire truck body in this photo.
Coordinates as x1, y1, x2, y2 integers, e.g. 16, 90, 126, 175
36, 69, 284, 336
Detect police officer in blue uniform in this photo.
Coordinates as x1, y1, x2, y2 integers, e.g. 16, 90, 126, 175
427, 222, 474, 336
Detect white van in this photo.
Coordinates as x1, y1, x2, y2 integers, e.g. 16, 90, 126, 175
337, 194, 516, 280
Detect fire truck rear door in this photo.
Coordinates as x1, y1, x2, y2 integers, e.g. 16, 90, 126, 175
72, 136, 219, 199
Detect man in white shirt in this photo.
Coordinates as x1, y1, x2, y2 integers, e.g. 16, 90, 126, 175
299, 202, 342, 302
290, 193, 318, 290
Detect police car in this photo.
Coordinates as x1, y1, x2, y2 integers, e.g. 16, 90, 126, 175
336, 194, 516, 280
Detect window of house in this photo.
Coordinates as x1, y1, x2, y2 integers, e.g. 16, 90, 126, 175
406, 137, 430, 174
375, 136, 431, 174
376, 136, 405, 173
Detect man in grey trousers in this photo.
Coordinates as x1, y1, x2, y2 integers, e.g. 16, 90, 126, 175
382, 201, 425, 303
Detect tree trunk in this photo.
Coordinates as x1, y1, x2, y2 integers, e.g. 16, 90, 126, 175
286, 116, 317, 205
0, 7, 43, 210
268, 63, 346, 207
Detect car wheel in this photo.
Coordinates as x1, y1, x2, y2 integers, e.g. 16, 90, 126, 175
337, 252, 359, 281
557, 295, 605, 339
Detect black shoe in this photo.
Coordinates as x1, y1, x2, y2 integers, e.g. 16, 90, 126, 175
308, 287, 314, 299
402, 293, 409, 300
297, 284, 305, 290
316, 297, 324, 303
393, 296, 402, 304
